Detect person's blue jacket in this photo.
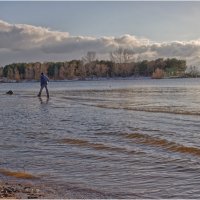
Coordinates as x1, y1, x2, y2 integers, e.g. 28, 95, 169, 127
40, 73, 49, 86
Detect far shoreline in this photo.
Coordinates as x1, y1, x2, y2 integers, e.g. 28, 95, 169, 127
0, 75, 197, 84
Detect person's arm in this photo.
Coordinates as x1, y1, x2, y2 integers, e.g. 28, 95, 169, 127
45, 75, 49, 82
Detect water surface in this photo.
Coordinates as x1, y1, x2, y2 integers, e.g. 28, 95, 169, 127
1, 78, 200, 198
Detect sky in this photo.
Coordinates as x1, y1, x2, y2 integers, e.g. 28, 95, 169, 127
1, 1, 200, 67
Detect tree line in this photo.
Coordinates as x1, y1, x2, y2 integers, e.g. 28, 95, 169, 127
0, 58, 186, 81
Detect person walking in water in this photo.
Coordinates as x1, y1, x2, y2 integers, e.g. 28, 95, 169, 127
37, 72, 49, 98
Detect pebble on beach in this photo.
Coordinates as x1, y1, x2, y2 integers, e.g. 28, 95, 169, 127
0, 182, 43, 199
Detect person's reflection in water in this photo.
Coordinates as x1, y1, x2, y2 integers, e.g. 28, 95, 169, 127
38, 97, 49, 104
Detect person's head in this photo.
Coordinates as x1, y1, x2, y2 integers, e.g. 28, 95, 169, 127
41, 72, 44, 76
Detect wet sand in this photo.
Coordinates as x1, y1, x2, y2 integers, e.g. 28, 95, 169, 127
0, 169, 59, 199
0, 181, 57, 199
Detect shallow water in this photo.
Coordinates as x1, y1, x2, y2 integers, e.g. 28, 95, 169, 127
1, 78, 200, 198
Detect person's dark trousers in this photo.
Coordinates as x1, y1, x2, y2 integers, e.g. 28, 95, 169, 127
38, 84, 49, 98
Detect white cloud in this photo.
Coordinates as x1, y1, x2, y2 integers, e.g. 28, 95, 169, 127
1, 19, 200, 67
0, 20, 69, 50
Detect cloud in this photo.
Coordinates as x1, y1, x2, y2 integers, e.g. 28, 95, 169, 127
150, 41, 200, 58
0, 20, 69, 50
1, 19, 200, 67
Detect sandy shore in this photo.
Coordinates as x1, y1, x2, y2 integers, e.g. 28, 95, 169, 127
0, 168, 62, 199
0, 181, 60, 199
0, 180, 117, 199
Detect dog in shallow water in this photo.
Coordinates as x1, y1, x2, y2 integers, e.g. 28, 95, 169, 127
6, 90, 13, 95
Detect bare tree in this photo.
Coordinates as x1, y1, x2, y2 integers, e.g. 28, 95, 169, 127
186, 66, 200, 77
110, 48, 135, 63
82, 51, 96, 64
